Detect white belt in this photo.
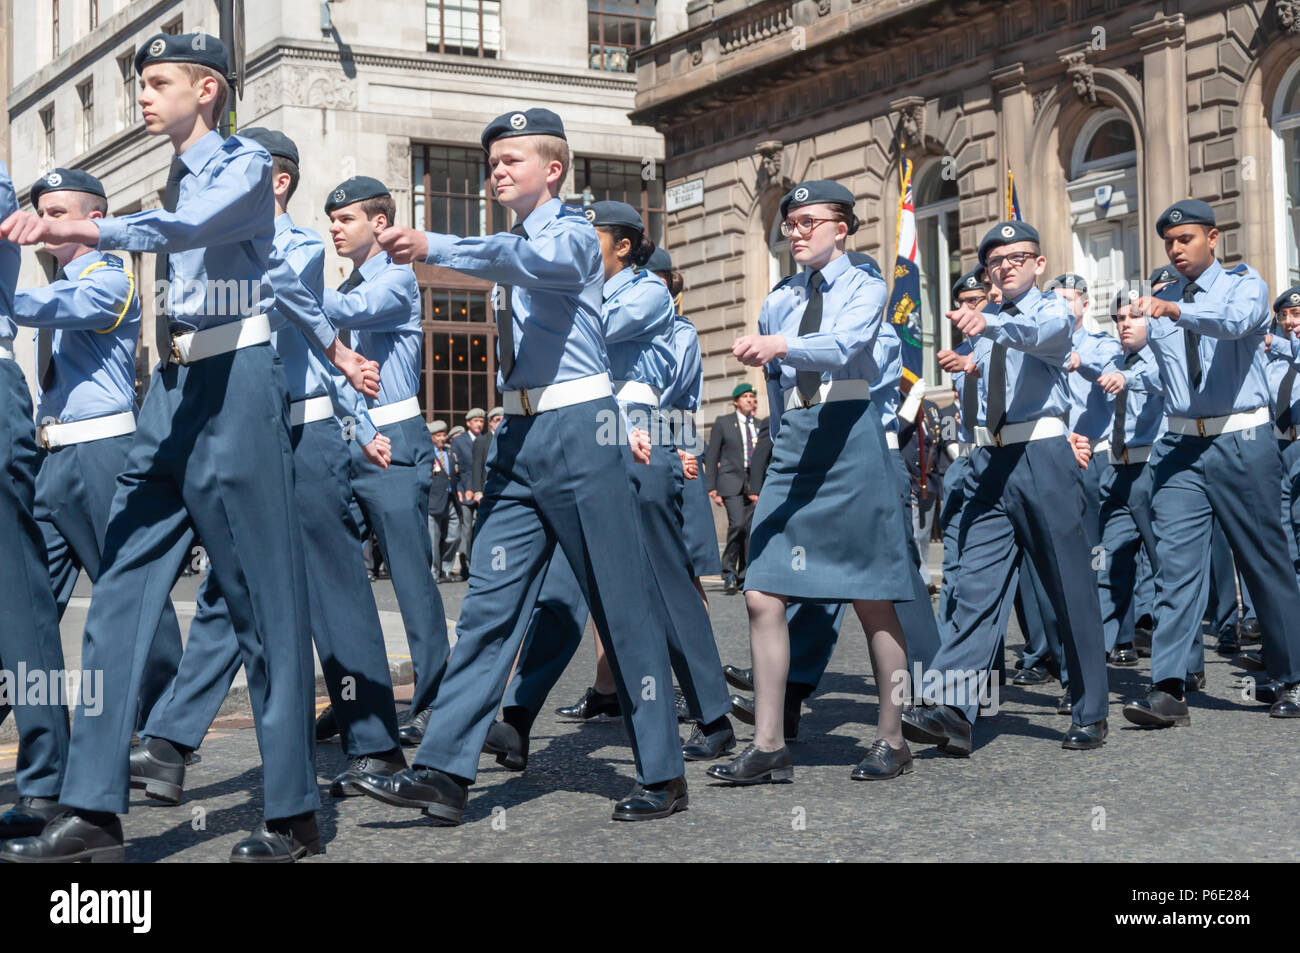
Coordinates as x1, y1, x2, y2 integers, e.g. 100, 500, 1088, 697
39, 410, 136, 450
784, 379, 872, 412
885, 431, 900, 450
503, 373, 613, 416
1277, 425, 1299, 442
368, 395, 422, 428
945, 441, 973, 461
289, 395, 334, 427
1109, 445, 1152, 465
1166, 407, 1269, 437
169, 314, 270, 365
0, 338, 12, 361
613, 380, 661, 407
1092, 438, 1110, 455
973, 416, 1067, 448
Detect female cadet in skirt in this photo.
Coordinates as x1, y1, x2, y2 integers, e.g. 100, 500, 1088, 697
707, 180, 917, 785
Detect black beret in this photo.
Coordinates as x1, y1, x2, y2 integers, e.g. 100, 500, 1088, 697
780, 181, 859, 235
1148, 264, 1179, 286
1274, 285, 1300, 313
1155, 199, 1215, 238
952, 269, 984, 298
30, 168, 105, 207
481, 108, 567, 152
1113, 287, 1141, 314
134, 33, 231, 80
325, 176, 390, 215
977, 220, 1040, 266
587, 200, 643, 232
645, 247, 673, 272
238, 127, 299, 165
1047, 273, 1088, 294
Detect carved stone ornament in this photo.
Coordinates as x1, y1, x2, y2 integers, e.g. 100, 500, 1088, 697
756, 139, 784, 185
387, 140, 411, 190
1062, 51, 1097, 105
891, 96, 926, 150
1280, 0, 1300, 36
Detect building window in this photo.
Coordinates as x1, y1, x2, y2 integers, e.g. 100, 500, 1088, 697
1273, 61, 1300, 291
426, 1, 500, 58
118, 50, 138, 128
915, 162, 961, 380
89, 0, 98, 30
162, 16, 182, 35
52, 0, 60, 58
412, 144, 507, 236
588, 0, 655, 72
40, 105, 56, 172
78, 79, 94, 153
573, 156, 665, 245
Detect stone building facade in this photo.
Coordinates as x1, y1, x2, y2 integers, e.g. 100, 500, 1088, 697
630, 0, 1300, 423
5, 0, 681, 421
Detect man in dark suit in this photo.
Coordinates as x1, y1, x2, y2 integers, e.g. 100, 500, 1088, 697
448, 409, 484, 580
427, 420, 460, 583
705, 383, 771, 594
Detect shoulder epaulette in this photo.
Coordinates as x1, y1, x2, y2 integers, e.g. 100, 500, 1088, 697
1229, 263, 1250, 276
771, 275, 796, 293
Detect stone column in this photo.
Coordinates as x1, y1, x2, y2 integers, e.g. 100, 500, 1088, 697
1134, 12, 1188, 267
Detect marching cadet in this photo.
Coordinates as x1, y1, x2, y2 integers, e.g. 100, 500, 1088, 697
9, 171, 185, 786
126, 127, 406, 806
0, 162, 71, 842
348, 107, 688, 823
1123, 200, 1300, 726
0, 33, 344, 861
323, 176, 451, 747
902, 220, 1110, 755
707, 180, 915, 785
1094, 291, 1166, 667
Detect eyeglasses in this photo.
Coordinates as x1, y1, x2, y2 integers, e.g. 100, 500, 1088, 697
986, 251, 1035, 270
780, 217, 837, 238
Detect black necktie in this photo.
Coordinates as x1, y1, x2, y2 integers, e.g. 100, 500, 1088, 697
36, 267, 67, 392
155, 156, 187, 366
1111, 349, 1143, 460
1280, 366, 1298, 434
495, 223, 528, 386
960, 358, 978, 437
337, 269, 365, 347
796, 270, 824, 403
1182, 281, 1202, 390
985, 303, 1015, 437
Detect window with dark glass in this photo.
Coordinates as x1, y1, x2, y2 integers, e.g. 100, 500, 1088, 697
588, 0, 656, 72
573, 155, 665, 246
118, 50, 137, 128
427, 1, 500, 57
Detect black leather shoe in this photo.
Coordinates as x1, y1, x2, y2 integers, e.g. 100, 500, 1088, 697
397, 707, 432, 746
1237, 651, 1266, 672
128, 742, 184, 804
901, 704, 972, 756
1062, 719, 1108, 750
1122, 688, 1190, 728
1251, 679, 1280, 705
850, 739, 913, 780
1269, 683, 1300, 718
482, 720, 528, 771
0, 798, 62, 840
612, 776, 688, 821
330, 748, 407, 797
1012, 665, 1051, 686
0, 811, 124, 863
1109, 646, 1139, 667
353, 766, 468, 825
674, 689, 692, 723
729, 693, 802, 740
723, 665, 754, 692
1056, 692, 1073, 716
722, 574, 739, 595
706, 744, 793, 784
682, 719, 736, 761
1215, 629, 1240, 655
1240, 617, 1262, 643
1134, 626, 1153, 657
315, 705, 340, 743
555, 687, 621, 723
1185, 671, 1206, 693
230, 813, 321, 863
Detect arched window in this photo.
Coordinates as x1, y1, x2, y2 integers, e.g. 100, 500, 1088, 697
1271, 60, 1300, 290
914, 161, 960, 379
1068, 109, 1139, 327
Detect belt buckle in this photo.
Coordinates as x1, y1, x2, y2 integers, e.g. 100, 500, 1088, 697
38, 423, 54, 451
1121, 449, 1130, 465
993, 430, 1004, 448
518, 389, 533, 416
1196, 417, 1206, 438
169, 334, 186, 367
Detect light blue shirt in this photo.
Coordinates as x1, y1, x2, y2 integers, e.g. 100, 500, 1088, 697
969, 285, 1072, 427
0, 163, 18, 342
1067, 323, 1123, 440
1264, 330, 1300, 427
760, 251, 887, 433
603, 265, 676, 394
870, 321, 903, 435
13, 250, 139, 423
423, 197, 608, 392
324, 250, 422, 408
661, 312, 702, 413
1144, 258, 1271, 418
95, 130, 275, 334
949, 337, 978, 444
265, 214, 377, 447
1103, 346, 1166, 450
